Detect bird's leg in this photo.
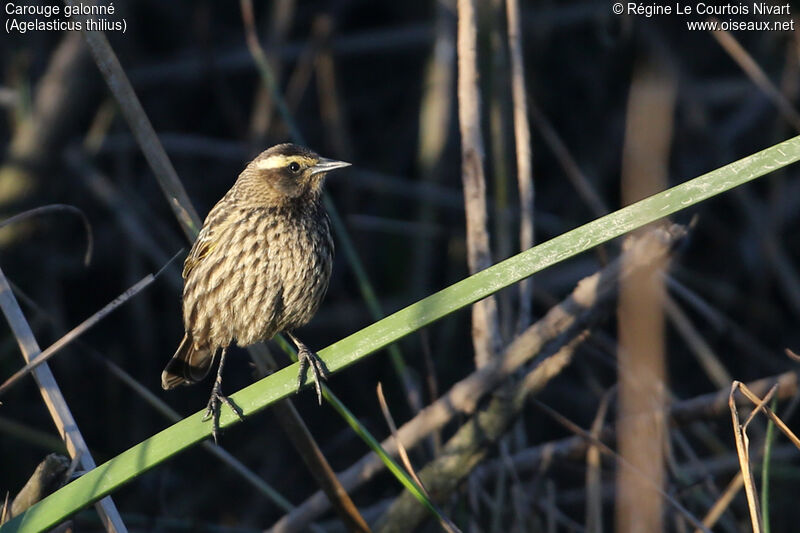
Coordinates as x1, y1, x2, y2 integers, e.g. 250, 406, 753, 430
287, 332, 328, 404
202, 348, 244, 443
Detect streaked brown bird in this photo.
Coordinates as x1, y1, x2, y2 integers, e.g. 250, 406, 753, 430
161, 143, 350, 439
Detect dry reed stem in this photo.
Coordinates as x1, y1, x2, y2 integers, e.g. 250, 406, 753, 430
284, 16, 329, 112
729, 381, 763, 533
269, 399, 372, 533
742, 384, 778, 430
664, 296, 732, 389
66, 150, 181, 283
315, 20, 355, 161
616, 59, 676, 533
411, 0, 456, 301
0, 32, 92, 208
248, 0, 295, 142
696, 472, 743, 533
6, 454, 70, 521
0, 275, 154, 395
417, 0, 456, 173
471, 371, 799, 487
375, 333, 589, 532
457, 0, 502, 367
83, 98, 116, 154
239, 0, 302, 141
505, 0, 535, 332
375, 383, 462, 533
529, 102, 608, 218
667, 277, 777, 365
586, 391, 612, 533
534, 400, 710, 532
495, 438, 526, 531
670, 427, 728, 518
419, 330, 442, 456
735, 191, 800, 321
67, 0, 200, 239
736, 382, 800, 450
0, 267, 127, 532
487, 7, 513, 344
526, 99, 611, 273
710, 22, 800, 133
546, 480, 556, 533
376, 383, 426, 494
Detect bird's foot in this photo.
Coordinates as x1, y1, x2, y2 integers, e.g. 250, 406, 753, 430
203, 381, 244, 443
296, 346, 329, 405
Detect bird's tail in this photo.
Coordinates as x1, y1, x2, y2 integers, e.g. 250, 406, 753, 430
161, 333, 215, 390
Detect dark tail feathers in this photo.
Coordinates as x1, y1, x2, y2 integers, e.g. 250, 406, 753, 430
161, 334, 215, 390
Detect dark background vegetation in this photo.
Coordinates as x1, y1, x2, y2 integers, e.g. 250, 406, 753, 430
1, 1, 800, 531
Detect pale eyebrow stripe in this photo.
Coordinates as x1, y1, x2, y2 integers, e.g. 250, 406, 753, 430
255, 155, 313, 170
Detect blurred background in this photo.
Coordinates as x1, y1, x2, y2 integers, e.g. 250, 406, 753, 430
1, 1, 800, 531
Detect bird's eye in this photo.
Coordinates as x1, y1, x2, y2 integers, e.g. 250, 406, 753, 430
289, 162, 301, 173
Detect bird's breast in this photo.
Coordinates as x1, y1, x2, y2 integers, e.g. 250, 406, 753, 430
182, 202, 333, 350
230, 203, 333, 342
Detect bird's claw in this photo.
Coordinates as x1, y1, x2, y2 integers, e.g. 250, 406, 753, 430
203, 382, 244, 443
296, 347, 328, 405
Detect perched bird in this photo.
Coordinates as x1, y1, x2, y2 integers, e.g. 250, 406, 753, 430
161, 143, 350, 439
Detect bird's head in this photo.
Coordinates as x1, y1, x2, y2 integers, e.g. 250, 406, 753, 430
238, 143, 350, 205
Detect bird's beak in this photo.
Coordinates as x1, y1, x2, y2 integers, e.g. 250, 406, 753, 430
311, 157, 351, 175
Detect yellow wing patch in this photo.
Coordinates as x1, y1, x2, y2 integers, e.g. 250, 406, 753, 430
183, 237, 217, 279
183, 198, 235, 279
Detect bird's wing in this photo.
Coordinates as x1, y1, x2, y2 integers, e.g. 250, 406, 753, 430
182, 232, 215, 279
182, 201, 234, 280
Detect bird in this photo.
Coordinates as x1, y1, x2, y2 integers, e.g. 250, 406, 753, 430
161, 143, 350, 440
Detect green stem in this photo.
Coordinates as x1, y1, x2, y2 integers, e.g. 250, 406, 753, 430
761, 396, 778, 533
